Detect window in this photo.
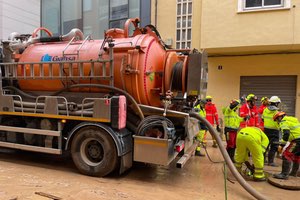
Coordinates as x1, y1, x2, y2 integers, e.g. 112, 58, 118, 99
109, 0, 128, 28
62, 0, 83, 34
176, 0, 192, 49
238, 0, 290, 12
41, 0, 61, 36
41, 0, 142, 39
83, 0, 109, 39
246, 0, 282, 8
83, 0, 92, 11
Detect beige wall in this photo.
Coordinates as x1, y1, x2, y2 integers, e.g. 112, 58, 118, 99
191, 0, 201, 49
150, 0, 300, 120
201, 0, 300, 53
151, 0, 177, 48
208, 54, 300, 118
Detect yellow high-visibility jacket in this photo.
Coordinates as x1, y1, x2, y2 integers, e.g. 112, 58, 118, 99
222, 106, 243, 130
279, 116, 300, 142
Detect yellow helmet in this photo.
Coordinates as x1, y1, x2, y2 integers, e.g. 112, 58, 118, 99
261, 96, 268, 103
246, 94, 257, 101
230, 99, 241, 109
206, 95, 212, 100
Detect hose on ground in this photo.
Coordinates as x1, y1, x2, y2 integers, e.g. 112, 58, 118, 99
189, 112, 269, 200
202, 144, 224, 164
202, 143, 236, 184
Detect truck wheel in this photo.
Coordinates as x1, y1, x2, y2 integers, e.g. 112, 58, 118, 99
71, 126, 118, 177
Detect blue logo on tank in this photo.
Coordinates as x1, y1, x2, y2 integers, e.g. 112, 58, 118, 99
41, 54, 52, 61
41, 54, 76, 62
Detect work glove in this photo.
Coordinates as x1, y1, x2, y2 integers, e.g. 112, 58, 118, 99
240, 96, 245, 103
216, 125, 221, 132
244, 115, 250, 121
278, 145, 283, 154
279, 139, 287, 147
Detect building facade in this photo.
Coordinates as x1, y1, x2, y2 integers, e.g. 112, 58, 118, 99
153, 0, 300, 118
41, 0, 151, 39
151, 0, 200, 49
201, 0, 299, 117
40, 0, 300, 117
0, 0, 40, 40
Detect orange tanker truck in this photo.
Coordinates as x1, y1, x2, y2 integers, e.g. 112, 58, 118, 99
0, 18, 207, 177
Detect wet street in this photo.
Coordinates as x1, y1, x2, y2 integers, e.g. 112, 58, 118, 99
0, 141, 298, 200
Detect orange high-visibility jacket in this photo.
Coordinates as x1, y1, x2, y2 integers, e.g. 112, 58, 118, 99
239, 103, 259, 128
205, 102, 219, 126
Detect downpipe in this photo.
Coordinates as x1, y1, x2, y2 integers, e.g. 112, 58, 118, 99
189, 112, 269, 200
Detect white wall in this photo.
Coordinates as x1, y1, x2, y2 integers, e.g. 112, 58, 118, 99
0, 0, 40, 40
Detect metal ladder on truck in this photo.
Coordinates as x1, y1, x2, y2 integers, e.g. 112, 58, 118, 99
0, 38, 115, 154
1, 45, 114, 86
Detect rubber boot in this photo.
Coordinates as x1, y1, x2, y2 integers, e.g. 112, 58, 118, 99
195, 151, 205, 157
263, 151, 268, 164
273, 158, 291, 180
268, 152, 278, 167
212, 140, 217, 148
289, 162, 299, 177
195, 146, 205, 157
227, 148, 235, 163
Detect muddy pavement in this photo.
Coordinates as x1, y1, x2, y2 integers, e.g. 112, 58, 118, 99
0, 142, 298, 200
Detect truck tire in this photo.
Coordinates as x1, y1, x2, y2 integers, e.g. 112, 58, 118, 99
71, 126, 118, 177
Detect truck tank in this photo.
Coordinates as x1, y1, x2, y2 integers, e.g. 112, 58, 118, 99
0, 18, 208, 177
15, 19, 186, 107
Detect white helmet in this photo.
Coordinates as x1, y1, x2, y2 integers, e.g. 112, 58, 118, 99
269, 96, 281, 103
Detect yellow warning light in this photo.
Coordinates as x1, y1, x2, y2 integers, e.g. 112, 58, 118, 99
61, 119, 67, 123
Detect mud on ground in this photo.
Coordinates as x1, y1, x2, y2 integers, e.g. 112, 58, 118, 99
0, 142, 298, 200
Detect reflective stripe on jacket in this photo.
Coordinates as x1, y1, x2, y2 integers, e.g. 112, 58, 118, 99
279, 116, 300, 141
238, 127, 269, 151
195, 104, 206, 118
262, 108, 279, 130
205, 103, 219, 125
222, 106, 244, 130
239, 103, 259, 128
258, 104, 267, 129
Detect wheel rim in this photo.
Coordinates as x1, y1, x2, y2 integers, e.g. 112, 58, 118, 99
80, 138, 104, 166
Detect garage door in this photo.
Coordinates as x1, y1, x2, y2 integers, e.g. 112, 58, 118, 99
240, 76, 296, 116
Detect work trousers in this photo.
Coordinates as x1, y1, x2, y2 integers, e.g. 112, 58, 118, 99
224, 129, 237, 149
235, 132, 265, 179
283, 139, 300, 163
264, 128, 279, 159
196, 130, 206, 152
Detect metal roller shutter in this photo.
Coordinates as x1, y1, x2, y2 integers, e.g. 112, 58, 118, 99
240, 76, 296, 116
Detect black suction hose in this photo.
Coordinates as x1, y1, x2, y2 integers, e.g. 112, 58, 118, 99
52, 84, 144, 120
189, 112, 269, 200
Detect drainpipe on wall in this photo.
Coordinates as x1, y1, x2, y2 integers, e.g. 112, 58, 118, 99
155, 0, 158, 27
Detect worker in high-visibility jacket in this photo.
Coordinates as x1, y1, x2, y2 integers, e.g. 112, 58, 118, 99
235, 127, 269, 181
222, 99, 246, 162
240, 94, 259, 128
205, 95, 221, 148
194, 99, 207, 156
262, 96, 281, 167
258, 96, 269, 130
273, 112, 300, 179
